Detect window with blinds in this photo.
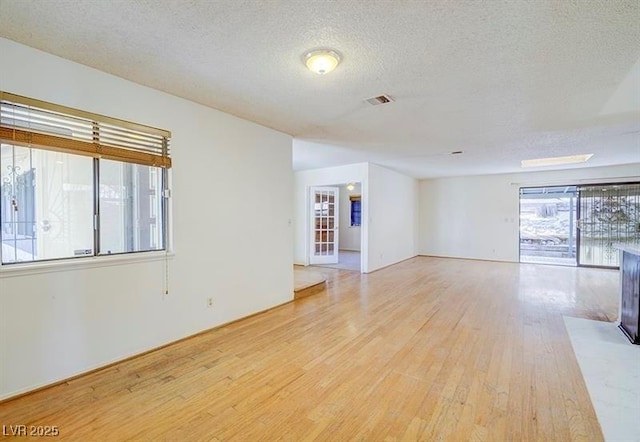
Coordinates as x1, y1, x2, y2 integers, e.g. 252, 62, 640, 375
0, 91, 172, 264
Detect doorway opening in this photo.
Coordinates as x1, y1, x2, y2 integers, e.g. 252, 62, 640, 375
309, 183, 362, 272
519, 186, 577, 266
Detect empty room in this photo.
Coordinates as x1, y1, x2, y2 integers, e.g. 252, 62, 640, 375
0, 1, 639, 441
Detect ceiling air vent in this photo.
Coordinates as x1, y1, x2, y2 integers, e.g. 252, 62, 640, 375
365, 94, 394, 106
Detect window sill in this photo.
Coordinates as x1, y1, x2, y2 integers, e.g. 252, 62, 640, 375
0, 251, 174, 279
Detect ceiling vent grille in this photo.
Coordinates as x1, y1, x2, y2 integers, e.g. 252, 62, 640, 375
365, 94, 394, 106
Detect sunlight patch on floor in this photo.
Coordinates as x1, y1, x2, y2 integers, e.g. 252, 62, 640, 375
563, 316, 640, 442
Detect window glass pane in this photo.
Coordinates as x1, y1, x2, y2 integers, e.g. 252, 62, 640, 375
578, 184, 640, 267
99, 160, 163, 254
351, 200, 361, 226
1, 144, 93, 263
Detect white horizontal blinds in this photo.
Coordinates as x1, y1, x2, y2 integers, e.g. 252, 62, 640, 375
0, 91, 171, 168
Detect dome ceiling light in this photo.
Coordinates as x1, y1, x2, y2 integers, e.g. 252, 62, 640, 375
304, 49, 342, 75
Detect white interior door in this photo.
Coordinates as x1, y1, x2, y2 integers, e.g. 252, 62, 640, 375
309, 186, 339, 265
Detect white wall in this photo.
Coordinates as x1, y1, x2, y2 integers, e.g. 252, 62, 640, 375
419, 163, 640, 262
0, 38, 293, 400
367, 163, 419, 271
339, 183, 361, 251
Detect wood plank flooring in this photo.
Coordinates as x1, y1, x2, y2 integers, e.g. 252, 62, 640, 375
0, 257, 619, 441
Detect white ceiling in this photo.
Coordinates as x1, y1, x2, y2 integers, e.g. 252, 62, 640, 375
0, 0, 638, 178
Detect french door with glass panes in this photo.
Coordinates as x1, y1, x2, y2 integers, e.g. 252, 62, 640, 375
309, 186, 339, 265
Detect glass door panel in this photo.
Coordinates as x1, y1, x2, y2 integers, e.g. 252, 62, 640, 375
577, 183, 640, 268
309, 186, 339, 265
519, 186, 577, 266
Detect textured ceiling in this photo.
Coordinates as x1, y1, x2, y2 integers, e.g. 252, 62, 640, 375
0, 0, 638, 178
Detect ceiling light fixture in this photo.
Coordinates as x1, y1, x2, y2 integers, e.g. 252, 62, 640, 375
521, 154, 594, 168
346, 183, 355, 191
304, 49, 341, 75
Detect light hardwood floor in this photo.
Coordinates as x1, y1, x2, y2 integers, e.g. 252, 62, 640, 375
0, 257, 619, 441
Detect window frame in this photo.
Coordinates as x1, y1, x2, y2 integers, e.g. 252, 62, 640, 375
0, 92, 171, 266
95, 158, 168, 257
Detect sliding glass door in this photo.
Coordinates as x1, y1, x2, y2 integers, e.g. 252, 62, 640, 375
577, 183, 640, 268
519, 186, 577, 266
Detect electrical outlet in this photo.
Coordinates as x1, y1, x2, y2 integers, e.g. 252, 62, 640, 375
207, 297, 213, 308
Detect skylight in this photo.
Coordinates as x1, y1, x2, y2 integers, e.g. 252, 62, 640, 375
521, 154, 593, 168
